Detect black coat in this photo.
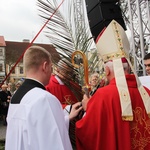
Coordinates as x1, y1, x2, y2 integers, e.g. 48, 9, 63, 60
0, 90, 11, 115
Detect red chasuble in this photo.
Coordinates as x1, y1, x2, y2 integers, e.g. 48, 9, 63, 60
46, 75, 78, 108
76, 75, 150, 150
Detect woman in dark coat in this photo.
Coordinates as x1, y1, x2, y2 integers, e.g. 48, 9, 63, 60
0, 84, 11, 125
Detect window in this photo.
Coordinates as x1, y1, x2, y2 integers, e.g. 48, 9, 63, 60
20, 66, 23, 74
0, 49, 3, 56
0, 64, 2, 71
11, 67, 15, 74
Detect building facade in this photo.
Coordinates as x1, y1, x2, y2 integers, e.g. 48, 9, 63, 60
0, 36, 6, 83
0, 36, 59, 86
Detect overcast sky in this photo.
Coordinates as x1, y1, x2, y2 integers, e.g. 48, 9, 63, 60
0, 0, 50, 44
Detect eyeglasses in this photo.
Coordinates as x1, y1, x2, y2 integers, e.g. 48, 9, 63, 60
144, 64, 150, 67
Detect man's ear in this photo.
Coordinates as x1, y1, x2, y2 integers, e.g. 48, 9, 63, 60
105, 66, 110, 76
42, 61, 48, 72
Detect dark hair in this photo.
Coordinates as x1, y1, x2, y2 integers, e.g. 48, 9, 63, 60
144, 53, 150, 60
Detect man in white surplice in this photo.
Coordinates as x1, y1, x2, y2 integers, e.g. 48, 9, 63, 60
5, 46, 82, 150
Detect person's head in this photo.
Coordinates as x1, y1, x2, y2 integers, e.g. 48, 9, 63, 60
15, 81, 23, 89
144, 53, 150, 75
89, 72, 99, 88
104, 58, 130, 83
24, 46, 52, 86
96, 20, 150, 120
56, 58, 72, 80
1, 84, 8, 92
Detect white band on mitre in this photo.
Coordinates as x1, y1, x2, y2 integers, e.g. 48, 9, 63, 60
96, 20, 150, 121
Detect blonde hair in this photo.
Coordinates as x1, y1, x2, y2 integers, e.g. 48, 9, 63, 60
24, 46, 51, 72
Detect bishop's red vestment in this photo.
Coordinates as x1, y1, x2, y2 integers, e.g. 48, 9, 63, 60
46, 75, 78, 108
76, 75, 150, 150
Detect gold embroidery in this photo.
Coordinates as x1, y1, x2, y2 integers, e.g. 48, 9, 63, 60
103, 51, 126, 63
130, 107, 150, 149
103, 21, 128, 62
64, 95, 72, 105
122, 116, 133, 121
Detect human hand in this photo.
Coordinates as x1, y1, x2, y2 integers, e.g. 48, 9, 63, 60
69, 102, 83, 121
7, 99, 10, 103
7, 96, 11, 99
7, 96, 11, 103
81, 94, 90, 111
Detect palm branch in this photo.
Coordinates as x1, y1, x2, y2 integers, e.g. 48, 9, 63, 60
37, 0, 103, 149
37, 0, 102, 89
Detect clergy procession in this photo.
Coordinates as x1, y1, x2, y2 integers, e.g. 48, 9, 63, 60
1, 0, 150, 150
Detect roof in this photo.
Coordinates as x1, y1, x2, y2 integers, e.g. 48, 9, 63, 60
5, 41, 60, 64
0, 36, 6, 46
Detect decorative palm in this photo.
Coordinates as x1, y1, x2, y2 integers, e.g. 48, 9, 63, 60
37, 0, 102, 88
37, 0, 103, 148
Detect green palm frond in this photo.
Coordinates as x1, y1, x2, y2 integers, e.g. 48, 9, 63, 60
37, 1, 104, 149
37, 0, 75, 56
37, 0, 103, 87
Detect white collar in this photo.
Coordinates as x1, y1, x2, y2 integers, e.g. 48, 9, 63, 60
55, 75, 64, 85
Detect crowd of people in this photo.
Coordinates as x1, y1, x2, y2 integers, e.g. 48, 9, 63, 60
0, 80, 23, 126
2, 20, 150, 150
0, 84, 11, 126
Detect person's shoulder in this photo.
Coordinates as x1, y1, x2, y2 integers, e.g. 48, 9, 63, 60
35, 88, 60, 102
44, 90, 63, 110
0, 90, 5, 95
23, 88, 60, 108
45, 90, 60, 102
96, 84, 115, 92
